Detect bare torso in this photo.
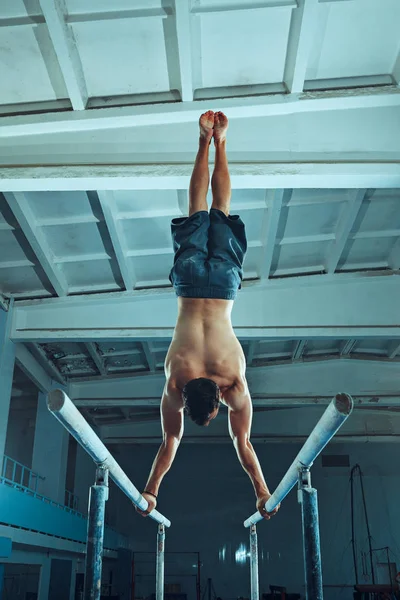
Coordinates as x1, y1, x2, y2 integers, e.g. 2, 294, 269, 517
165, 297, 246, 402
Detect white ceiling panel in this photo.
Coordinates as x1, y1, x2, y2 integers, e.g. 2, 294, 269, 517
43, 222, 108, 259
114, 190, 180, 217
355, 339, 392, 355
28, 191, 97, 222
339, 237, 396, 269
66, 0, 166, 13
0, 230, 32, 263
279, 201, 342, 239
130, 253, 172, 286
239, 208, 265, 241
351, 192, 400, 235
0, 25, 68, 105
0, 265, 48, 294
304, 339, 341, 356
272, 240, 327, 274
61, 258, 122, 291
242, 245, 261, 279
71, 17, 171, 97
0, 0, 41, 19
306, 0, 400, 81
289, 189, 354, 206
199, 6, 291, 88
121, 217, 172, 253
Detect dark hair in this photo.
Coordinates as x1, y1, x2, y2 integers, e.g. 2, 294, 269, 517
182, 378, 220, 426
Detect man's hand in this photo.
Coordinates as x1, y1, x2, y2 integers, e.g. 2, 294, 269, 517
135, 492, 157, 517
257, 492, 280, 520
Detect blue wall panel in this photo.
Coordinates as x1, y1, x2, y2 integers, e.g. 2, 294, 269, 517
0, 483, 125, 551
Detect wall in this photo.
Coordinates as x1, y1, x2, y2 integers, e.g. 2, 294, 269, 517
73, 443, 96, 516
4, 406, 36, 470
106, 440, 400, 600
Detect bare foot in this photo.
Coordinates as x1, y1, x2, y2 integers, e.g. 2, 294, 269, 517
213, 111, 228, 143
199, 110, 214, 142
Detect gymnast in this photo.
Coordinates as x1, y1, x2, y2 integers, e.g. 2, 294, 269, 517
137, 111, 279, 520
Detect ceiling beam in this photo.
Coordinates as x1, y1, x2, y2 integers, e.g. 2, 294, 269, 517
340, 339, 357, 356
85, 342, 106, 376
0, 294, 9, 311
3, 193, 68, 297
141, 342, 156, 372
97, 191, 135, 291
191, 1, 297, 14
388, 342, 400, 360
258, 189, 286, 279
292, 339, 307, 361
38, 0, 88, 110
1, 88, 399, 138
2, 163, 399, 193
393, 47, 400, 86
246, 341, 257, 366
11, 273, 400, 341
388, 238, 400, 270
283, 0, 319, 93
177, 190, 188, 215
325, 189, 367, 274
14, 343, 53, 393
66, 7, 170, 23
175, 0, 194, 102
27, 343, 66, 385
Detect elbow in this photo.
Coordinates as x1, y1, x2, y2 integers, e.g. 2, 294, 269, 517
163, 433, 182, 447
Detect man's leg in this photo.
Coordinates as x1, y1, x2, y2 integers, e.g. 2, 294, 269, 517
189, 110, 214, 217
211, 112, 231, 217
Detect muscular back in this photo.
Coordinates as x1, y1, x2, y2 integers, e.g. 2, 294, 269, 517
165, 297, 246, 395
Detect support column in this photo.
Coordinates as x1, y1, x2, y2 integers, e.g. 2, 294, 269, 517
84, 466, 109, 600
0, 302, 15, 468
0, 564, 4, 600
250, 525, 259, 600
69, 559, 77, 600
32, 390, 69, 503
298, 469, 323, 600
38, 557, 51, 600
156, 524, 165, 600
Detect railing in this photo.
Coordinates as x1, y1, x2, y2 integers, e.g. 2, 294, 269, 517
65, 488, 79, 511
1, 455, 45, 493
0, 475, 85, 519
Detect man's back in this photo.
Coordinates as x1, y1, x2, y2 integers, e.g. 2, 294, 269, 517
165, 297, 246, 394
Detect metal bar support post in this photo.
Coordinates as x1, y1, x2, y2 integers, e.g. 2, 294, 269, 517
298, 468, 323, 600
156, 524, 165, 600
250, 524, 259, 600
84, 466, 109, 600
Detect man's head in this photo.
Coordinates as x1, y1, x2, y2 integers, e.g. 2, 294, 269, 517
182, 378, 220, 426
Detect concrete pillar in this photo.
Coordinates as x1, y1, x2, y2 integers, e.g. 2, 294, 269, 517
0, 564, 4, 600
69, 559, 77, 600
0, 303, 15, 468
37, 557, 51, 600
32, 391, 69, 504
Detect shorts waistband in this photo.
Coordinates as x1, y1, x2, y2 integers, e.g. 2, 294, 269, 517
174, 286, 237, 300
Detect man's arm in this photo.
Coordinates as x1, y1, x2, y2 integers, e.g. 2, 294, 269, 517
137, 384, 184, 516
226, 383, 279, 519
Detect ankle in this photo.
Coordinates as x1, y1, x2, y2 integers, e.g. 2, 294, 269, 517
214, 138, 226, 148
199, 133, 212, 143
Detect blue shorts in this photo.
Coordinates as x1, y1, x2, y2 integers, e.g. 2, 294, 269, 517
169, 209, 247, 300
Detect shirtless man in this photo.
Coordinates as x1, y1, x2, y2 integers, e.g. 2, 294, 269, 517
138, 111, 279, 520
